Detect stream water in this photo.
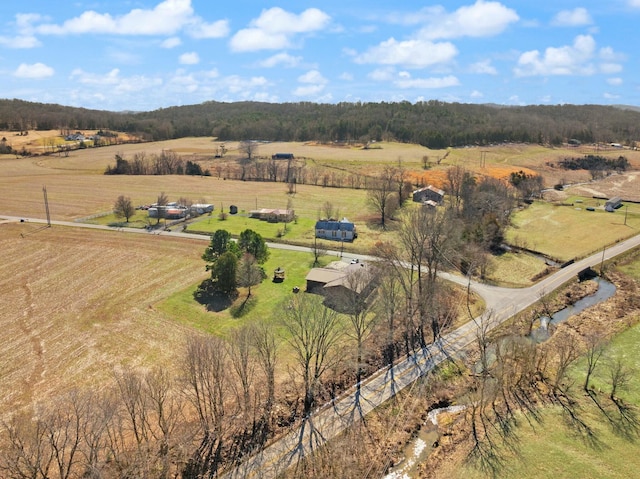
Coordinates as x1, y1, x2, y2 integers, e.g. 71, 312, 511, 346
530, 277, 617, 343
384, 278, 617, 479
383, 405, 466, 479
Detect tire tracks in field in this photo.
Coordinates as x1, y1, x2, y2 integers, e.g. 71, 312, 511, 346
20, 280, 45, 393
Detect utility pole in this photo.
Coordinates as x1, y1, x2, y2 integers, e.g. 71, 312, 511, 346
42, 185, 51, 227
600, 246, 606, 276
624, 205, 628, 226
480, 150, 487, 168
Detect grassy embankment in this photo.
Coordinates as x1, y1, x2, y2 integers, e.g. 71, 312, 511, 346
438, 250, 640, 479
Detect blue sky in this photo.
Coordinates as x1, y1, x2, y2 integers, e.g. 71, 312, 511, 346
1, 0, 639, 111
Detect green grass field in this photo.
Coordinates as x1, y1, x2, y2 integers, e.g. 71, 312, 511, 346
187, 213, 317, 242
506, 198, 640, 262
452, 319, 640, 479
156, 248, 339, 336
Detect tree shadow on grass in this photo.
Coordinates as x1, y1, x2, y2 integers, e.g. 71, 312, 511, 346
230, 295, 257, 318
193, 279, 237, 312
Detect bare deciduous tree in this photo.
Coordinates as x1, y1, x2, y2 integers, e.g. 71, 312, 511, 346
366, 166, 399, 229
327, 266, 377, 389
113, 195, 135, 223
250, 321, 279, 421
182, 335, 230, 477
237, 253, 264, 299
281, 294, 343, 416
238, 141, 258, 181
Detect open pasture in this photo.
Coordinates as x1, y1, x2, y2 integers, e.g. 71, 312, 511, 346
506, 198, 640, 262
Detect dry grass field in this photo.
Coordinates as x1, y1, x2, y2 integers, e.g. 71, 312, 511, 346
0, 222, 208, 418
2, 134, 640, 419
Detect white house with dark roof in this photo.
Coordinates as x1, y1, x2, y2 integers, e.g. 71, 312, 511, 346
315, 217, 357, 241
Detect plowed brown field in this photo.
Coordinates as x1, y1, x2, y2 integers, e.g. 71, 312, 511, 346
0, 222, 208, 417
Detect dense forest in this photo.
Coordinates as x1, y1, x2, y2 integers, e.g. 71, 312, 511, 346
1, 98, 640, 148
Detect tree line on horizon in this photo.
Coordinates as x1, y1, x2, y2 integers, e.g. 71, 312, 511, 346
1, 98, 640, 148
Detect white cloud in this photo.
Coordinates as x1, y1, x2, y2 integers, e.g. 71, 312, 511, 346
339, 72, 354, 81
418, 1, 519, 40
393, 73, 460, 89
14, 62, 54, 78
161, 37, 182, 48
604, 92, 620, 99
222, 75, 269, 94
368, 67, 396, 81
629, 0, 640, 8
607, 77, 623, 86
469, 60, 497, 75
293, 69, 328, 97
169, 71, 199, 92
600, 63, 622, 74
470, 90, 483, 98
355, 38, 458, 68
32, 0, 229, 38
298, 70, 327, 84
230, 7, 330, 52
70, 68, 162, 93
293, 84, 326, 96
259, 52, 302, 68
189, 19, 230, 39
514, 35, 597, 76
0, 35, 40, 48
551, 8, 592, 27
179, 52, 200, 65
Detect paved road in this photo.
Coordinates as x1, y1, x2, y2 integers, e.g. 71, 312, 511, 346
223, 234, 640, 479
5, 214, 640, 478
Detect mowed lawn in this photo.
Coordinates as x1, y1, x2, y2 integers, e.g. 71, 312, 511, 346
157, 248, 336, 337
506, 198, 640, 262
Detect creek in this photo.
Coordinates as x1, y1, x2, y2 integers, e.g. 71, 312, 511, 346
384, 278, 616, 478
530, 277, 617, 343
383, 405, 466, 479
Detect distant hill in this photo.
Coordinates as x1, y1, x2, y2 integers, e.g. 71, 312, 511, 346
1, 98, 639, 148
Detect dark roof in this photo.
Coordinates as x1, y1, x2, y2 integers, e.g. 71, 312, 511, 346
315, 218, 355, 231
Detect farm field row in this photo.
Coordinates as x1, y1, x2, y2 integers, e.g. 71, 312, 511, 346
0, 223, 209, 417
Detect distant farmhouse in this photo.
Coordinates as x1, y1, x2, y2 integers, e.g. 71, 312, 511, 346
148, 203, 188, 220
315, 217, 357, 242
271, 153, 294, 160
249, 208, 295, 223
412, 185, 445, 205
148, 201, 213, 220
190, 203, 214, 216
605, 197, 622, 212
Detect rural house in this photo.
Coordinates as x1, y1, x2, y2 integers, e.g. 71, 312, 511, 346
412, 185, 445, 205
305, 261, 376, 311
315, 217, 357, 241
249, 208, 295, 223
605, 197, 622, 212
